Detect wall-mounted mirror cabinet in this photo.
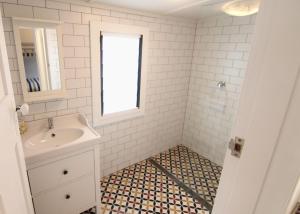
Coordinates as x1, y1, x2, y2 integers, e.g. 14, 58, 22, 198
13, 17, 65, 102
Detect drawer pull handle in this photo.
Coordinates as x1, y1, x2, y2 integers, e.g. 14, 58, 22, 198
63, 170, 68, 175
65, 194, 71, 199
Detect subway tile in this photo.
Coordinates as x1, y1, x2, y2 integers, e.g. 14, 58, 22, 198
0, 0, 17, 3
2, 18, 13, 31
66, 89, 77, 98
63, 47, 75, 57
62, 23, 74, 34
227, 51, 243, 60
3, 3, 33, 18
60, 10, 81, 24
64, 68, 76, 79
18, 0, 45, 7
63, 35, 84, 47
29, 103, 46, 114
75, 68, 90, 78
73, 24, 89, 36
233, 16, 251, 25
102, 15, 119, 23
66, 78, 85, 88
34, 112, 57, 120
46, 100, 67, 111
77, 87, 91, 97
33, 7, 59, 20
81, 13, 101, 24
68, 97, 87, 108
223, 26, 239, 34
71, 4, 91, 13
230, 34, 247, 43
91, 7, 110, 16
46, 0, 70, 11
111, 11, 127, 18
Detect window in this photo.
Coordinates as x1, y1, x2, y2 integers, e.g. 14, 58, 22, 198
90, 22, 148, 126
101, 33, 142, 115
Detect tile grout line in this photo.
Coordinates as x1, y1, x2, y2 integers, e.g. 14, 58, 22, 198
148, 158, 213, 213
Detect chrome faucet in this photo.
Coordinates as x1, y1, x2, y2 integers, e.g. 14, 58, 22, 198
48, 118, 54, 130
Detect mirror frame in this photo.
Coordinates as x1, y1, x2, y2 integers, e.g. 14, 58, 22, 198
12, 17, 66, 102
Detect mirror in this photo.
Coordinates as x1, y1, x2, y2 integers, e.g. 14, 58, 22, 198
13, 18, 65, 102
20, 28, 61, 92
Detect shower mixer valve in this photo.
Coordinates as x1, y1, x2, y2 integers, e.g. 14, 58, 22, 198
217, 81, 226, 88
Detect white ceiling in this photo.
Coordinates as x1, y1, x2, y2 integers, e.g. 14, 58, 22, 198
89, 0, 232, 19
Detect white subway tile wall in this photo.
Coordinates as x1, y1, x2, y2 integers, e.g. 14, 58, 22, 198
183, 15, 256, 165
1, 0, 196, 176
1, 0, 256, 175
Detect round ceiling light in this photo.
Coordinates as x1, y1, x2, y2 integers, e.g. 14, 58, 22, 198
222, 0, 260, 16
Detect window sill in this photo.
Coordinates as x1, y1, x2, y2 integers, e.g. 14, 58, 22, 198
93, 108, 144, 127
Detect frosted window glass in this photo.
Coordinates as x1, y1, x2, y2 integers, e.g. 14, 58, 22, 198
102, 33, 141, 115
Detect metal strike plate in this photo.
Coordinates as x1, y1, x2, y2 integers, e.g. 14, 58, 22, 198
229, 137, 245, 158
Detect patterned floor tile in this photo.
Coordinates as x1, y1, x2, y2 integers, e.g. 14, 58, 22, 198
151, 145, 222, 206
101, 160, 210, 214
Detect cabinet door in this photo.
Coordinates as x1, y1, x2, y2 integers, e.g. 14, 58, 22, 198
28, 151, 94, 194
33, 175, 96, 214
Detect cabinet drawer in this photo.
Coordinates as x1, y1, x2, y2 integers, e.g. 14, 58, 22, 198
28, 151, 94, 194
33, 175, 95, 214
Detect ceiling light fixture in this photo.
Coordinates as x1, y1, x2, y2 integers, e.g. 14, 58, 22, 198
222, 0, 260, 16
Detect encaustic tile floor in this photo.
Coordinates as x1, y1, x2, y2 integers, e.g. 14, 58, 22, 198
99, 145, 223, 214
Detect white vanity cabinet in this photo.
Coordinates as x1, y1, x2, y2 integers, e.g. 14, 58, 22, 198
27, 147, 100, 214
21, 114, 101, 214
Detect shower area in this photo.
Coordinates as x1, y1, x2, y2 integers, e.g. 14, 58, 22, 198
183, 15, 256, 166
100, 14, 256, 214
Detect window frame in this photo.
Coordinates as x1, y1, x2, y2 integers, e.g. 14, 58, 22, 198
90, 21, 149, 127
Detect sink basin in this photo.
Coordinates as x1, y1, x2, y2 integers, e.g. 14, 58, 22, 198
21, 114, 101, 164
24, 128, 84, 150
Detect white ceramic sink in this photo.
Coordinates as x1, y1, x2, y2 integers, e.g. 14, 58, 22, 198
22, 114, 100, 163
24, 128, 84, 149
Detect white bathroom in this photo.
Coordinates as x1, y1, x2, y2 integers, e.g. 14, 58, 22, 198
0, 0, 300, 214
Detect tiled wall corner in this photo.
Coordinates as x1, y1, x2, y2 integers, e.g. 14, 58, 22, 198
183, 15, 256, 165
